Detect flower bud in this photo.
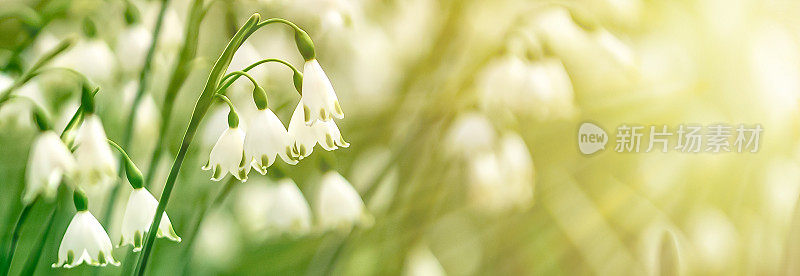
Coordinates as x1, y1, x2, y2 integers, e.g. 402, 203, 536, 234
293, 71, 303, 94
124, 158, 144, 189
82, 18, 97, 38
73, 189, 89, 211
252, 86, 268, 110
227, 109, 239, 128
294, 29, 316, 61
32, 108, 51, 131
124, 3, 140, 25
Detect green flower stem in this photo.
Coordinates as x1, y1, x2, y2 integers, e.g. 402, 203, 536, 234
1, 196, 38, 275
217, 58, 302, 94
216, 70, 259, 94
179, 178, 237, 276
134, 13, 261, 276
107, 139, 145, 189
60, 86, 98, 145
19, 206, 56, 276
0, 37, 74, 105
144, 0, 205, 189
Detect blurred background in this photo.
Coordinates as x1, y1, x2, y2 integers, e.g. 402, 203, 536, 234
2, 0, 800, 274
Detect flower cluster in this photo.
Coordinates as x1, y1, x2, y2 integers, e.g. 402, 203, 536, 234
19, 88, 181, 269
204, 37, 349, 182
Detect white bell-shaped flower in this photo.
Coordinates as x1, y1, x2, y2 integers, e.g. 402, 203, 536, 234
498, 133, 535, 210
119, 188, 181, 251
266, 179, 313, 235
467, 152, 507, 214
444, 112, 496, 157
300, 59, 344, 125
23, 131, 76, 204
244, 109, 298, 175
52, 211, 119, 268
53, 39, 117, 85
116, 24, 152, 75
202, 127, 247, 181
73, 114, 117, 188
314, 171, 368, 230
236, 178, 312, 237
288, 102, 349, 159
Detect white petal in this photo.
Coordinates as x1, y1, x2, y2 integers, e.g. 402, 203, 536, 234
205, 127, 247, 182
74, 114, 117, 188
244, 109, 297, 175
53, 211, 119, 268
288, 102, 318, 159
314, 172, 367, 230
315, 120, 349, 151
24, 131, 75, 204
300, 59, 343, 125
119, 188, 181, 251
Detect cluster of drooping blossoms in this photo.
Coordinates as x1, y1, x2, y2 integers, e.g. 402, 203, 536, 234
445, 112, 535, 214
207, 27, 365, 234
204, 29, 349, 183
18, 87, 180, 268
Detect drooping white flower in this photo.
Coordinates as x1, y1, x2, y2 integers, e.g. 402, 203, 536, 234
118, 188, 180, 251
122, 81, 161, 163
53, 39, 117, 85
194, 210, 241, 270
466, 133, 535, 215
288, 102, 349, 159
202, 127, 247, 181
467, 152, 507, 214
244, 109, 298, 175
314, 171, 368, 230
235, 178, 312, 238
300, 59, 344, 125
402, 243, 446, 276
444, 112, 496, 157
73, 114, 117, 188
23, 131, 76, 204
498, 132, 535, 210
116, 24, 153, 75
52, 211, 119, 268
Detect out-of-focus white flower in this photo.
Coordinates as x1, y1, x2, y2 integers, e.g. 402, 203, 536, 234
52, 211, 119, 268
444, 112, 496, 157
116, 24, 153, 75
466, 132, 535, 214
314, 171, 368, 231
244, 109, 298, 175
73, 114, 117, 188
288, 102, 349, 159
467, 152, 506, 213
300, 59, 344, 125
478, 54, 576, 120
202, 126, 247, 182
0, 81, 47, 128
194, 210, 241, 270
53, 39, 117, 84
236, 178, 312, 238
122, 81, 160, 162
23, 131, 76, 204
142, 4, 183, 50
498, 133, 535, 210
227, 43, 267, 94
402, 243, 446, 276
118, 188, 180, 251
